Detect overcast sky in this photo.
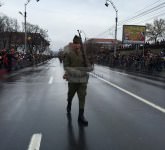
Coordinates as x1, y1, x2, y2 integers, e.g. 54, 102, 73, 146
0, 0, 165, 51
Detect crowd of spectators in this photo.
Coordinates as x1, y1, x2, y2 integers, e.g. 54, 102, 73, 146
116, 39, 165, 51
96, 48, 165, 73
0, 48, 52, 76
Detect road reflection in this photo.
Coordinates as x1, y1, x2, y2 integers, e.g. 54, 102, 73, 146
66, 114, 88, 150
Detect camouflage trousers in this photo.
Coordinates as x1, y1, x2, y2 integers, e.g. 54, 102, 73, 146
67, 82, 87, 109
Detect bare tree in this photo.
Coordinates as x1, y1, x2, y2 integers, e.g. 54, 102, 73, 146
25, 23, 40, 54
0, 15, 6, 32
11, 19, 20, 32
0, 14, 49, 51
24, 22, 49, 54
146, 19, 165, 44
0, 15, 20, 32
0, 15, 20, 49
39, 29, 49, 53
6, 16, 20, 48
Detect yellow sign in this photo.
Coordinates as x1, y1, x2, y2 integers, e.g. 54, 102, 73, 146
123, 25, 146, 44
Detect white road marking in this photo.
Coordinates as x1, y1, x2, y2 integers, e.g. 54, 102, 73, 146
48, 76, 54, 84
111, 70, 128, 76
90, 73, 165, 114
27, 133, 42, 150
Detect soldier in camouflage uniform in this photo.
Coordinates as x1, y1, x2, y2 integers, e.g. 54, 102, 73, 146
63, 35, 93, 126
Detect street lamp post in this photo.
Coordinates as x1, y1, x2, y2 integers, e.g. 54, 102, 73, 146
19, 0, 40, 54
105, 0, 118, 57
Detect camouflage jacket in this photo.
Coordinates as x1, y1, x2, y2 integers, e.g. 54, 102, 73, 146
63, 44, 93, 83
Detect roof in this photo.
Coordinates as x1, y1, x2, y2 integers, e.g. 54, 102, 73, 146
87, 38, 116, 44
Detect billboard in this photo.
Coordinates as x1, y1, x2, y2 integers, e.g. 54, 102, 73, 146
122, 25, 146, 44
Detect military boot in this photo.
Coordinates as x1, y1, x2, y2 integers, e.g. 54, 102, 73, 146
78, 109, 88, 126
66, 100, 72, 114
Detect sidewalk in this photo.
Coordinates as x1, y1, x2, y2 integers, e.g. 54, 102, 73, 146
0, 60, 50, 80
133, 71, 164, 82
111, 67, 165, 82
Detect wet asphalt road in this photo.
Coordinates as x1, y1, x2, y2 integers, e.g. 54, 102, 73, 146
0, 58, 165, 150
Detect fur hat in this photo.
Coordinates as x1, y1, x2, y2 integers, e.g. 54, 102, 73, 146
73, 35, 81, 44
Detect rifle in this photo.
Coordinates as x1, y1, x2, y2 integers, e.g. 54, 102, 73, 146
77, 30, 87, 67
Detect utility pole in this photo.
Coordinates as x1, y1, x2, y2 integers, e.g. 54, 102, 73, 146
19, 0, 40, 54
105, 0, 118, 57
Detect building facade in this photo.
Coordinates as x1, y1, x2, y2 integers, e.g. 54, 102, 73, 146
0, 32, 49, 54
